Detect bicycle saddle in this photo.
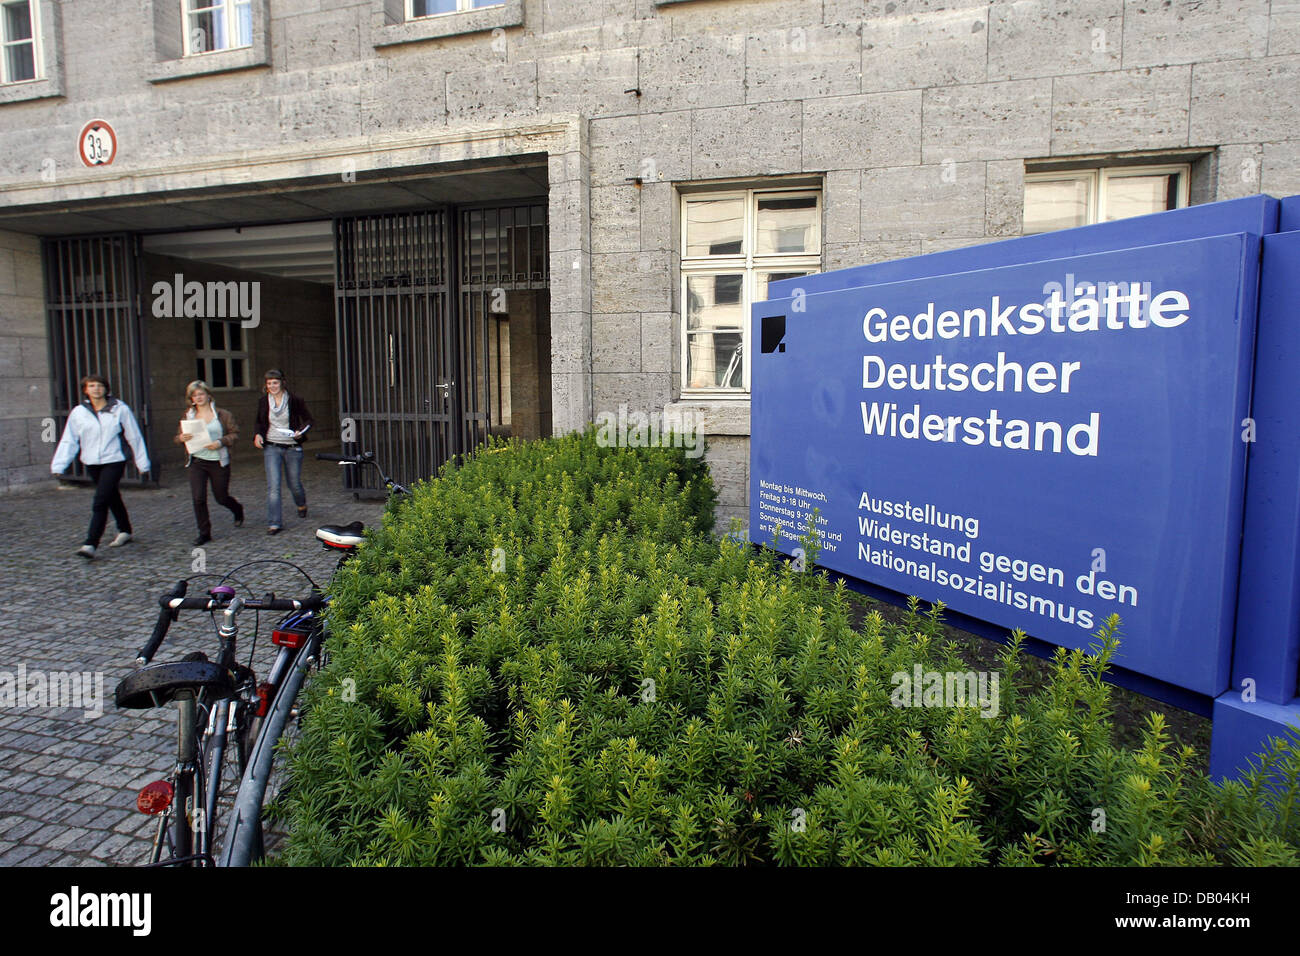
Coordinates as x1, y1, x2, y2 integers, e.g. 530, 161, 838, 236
316, 521, 366, 548
115, 652, 235, 709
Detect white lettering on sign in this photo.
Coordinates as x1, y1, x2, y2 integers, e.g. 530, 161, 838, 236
855, 282, 1191, 456
862, 288, 1189, 344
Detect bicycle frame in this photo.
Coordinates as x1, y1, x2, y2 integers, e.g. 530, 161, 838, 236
144, 689, 216, 868
220, 627, 322, 866
120, 587, 323, 867
220, 450, 404, 865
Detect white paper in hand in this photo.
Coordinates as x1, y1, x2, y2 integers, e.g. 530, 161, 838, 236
181, 419, 211, 454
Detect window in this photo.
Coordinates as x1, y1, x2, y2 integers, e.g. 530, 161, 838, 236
373, 0, 522, 48
146, 0, 266, 84
1023, 164, 1190, 235
195, 321, 249, 391
1, 0, 38, 83
183, 0, 251, 56
680, 187, 821, 393
408, 0, 503, 17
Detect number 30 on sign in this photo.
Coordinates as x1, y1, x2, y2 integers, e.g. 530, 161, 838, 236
78, 120, 117, 167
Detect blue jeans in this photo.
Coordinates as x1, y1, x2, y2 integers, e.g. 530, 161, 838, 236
264, 444, 306, 528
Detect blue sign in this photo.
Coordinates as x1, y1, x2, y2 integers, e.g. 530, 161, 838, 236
752, 233, 1260, 696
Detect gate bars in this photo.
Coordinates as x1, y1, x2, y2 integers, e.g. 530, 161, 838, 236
334, 203, 547, 492
334, 210, 453, 493
459, 203, 548, 448
43, 234, 153, 484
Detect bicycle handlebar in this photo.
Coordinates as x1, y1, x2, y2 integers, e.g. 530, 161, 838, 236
134, 587, 326, 666
316, 450, 404, 496
164, 594, 327, 613
135, 580, 188, 665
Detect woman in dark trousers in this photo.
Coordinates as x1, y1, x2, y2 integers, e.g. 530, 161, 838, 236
50, 374, 152, 559
253, 369, 314, 535
175, 380, 244, 546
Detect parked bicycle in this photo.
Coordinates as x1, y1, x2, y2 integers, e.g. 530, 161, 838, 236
219, 450, 406, 866
114, 582, 325, 867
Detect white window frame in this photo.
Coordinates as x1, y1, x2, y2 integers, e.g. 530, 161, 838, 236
195, 320, 251, 392
1023, 163, 1191, 235
181, 0, 252, 57
1, 0, 40, 84
407, 0, 504, 18
679, 186, 821, 396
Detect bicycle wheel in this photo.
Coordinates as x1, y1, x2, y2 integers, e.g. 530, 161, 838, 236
257, 628, 323, 859
220, 626, 322, 866
258, 686, 307, 857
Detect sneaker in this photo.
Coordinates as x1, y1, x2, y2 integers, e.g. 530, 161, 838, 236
107, 532, 133, 547
76, 545, 95, 559
194, 534, 212, 546
234, 512, 244, 528
297, 505, 308, 518
268, 526, 281, 536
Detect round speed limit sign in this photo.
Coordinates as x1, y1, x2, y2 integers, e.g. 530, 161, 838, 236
78, 120, 117, 167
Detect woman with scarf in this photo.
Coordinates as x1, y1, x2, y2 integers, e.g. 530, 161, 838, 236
253, 369, 314, 535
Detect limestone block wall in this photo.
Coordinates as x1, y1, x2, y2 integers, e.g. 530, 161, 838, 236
0, 230, 48, 492
0, 0, 1296, 518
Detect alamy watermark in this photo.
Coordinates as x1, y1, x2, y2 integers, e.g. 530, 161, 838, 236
891, 665, 1000, 718
1, 664, 104, 719
50, 886, 151, 935
151, 272, 261, 329
594, 405, 704, 458
1040, 273, 1155, 323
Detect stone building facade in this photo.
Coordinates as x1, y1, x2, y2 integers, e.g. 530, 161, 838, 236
0, 0, 1297, 526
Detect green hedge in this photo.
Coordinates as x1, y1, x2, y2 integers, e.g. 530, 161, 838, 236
273, 432, 1299, 866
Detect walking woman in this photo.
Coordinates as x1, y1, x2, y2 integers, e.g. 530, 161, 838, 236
253, 369, 314, 535
50, 374, 152, 559
175, 380, 244, 546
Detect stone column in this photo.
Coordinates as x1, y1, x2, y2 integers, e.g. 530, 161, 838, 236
546, 130, 593, 435
0, 229, 52, 492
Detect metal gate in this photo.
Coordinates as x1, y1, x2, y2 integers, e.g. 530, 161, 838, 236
335, 210, 454, 493
334, 203, 547, 492
43, 234, 153, 483
459, 203, 549, 449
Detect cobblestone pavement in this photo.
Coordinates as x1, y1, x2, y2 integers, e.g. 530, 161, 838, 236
0, 453, 386, 866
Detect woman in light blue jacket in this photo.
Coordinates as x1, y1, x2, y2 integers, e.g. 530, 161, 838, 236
50, 374, 152, 559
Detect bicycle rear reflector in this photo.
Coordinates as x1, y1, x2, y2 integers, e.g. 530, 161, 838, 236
271, 628, 309, 649
256, 681, 274, 718
137, 780, 173, 815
